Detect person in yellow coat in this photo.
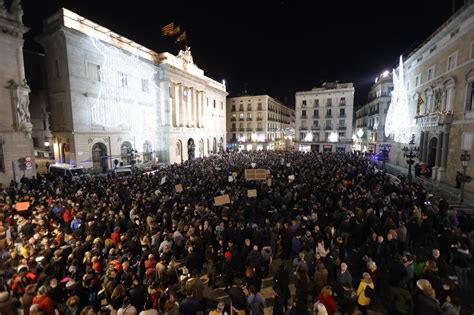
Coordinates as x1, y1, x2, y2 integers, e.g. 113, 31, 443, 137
356, 272, 374, 315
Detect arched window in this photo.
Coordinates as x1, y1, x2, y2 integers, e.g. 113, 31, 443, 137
176, 141, 182, 157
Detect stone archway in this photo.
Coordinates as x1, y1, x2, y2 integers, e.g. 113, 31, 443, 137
187, 138, 195, 161
92, 142, 108, 172
428, 137, 437, 167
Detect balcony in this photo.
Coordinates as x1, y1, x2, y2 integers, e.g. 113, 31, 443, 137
338, 126, 347, 130
247, 107, 252, 111
339, 113, 345, 118
311, 125, 319, 130
239, 107, 244, 111
326, 114, 332, 118
231, 117, 236, 121
300, 126, 308, 130
325, 125, 332, 130
415, 111, 453, 127
231, 127, 236, 131
257, 106, 263, 110
313, 114, 319, 118
257, 117, 263, 121
231, 107, 236, 112
339, 102, 346, 106
257, 128, 263, 131
239, 118, 244, 121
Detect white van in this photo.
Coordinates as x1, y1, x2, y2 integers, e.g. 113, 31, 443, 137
113, 165, 133, 177
49, 164, 88, 181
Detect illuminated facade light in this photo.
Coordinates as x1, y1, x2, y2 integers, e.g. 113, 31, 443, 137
382, 70, 390, 77
304, 131, 313, 142
385, 56, 412, 143
329, 132, 338, 143
357, 128, 364, 138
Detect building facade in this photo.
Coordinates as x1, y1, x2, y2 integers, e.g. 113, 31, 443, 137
295, 82, 354, 153
355, 72, 393, 153
0, 1, 36, 186
387, 3, 474, 192
226, 95, 294, 151
38, 9, 226, 171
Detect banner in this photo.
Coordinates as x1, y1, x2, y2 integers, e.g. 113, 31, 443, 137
214, 195, 230, 206
247, 189, 257, 198
15, 202, 30, 211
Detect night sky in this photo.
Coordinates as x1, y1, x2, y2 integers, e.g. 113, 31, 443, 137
20, 0, 457, 107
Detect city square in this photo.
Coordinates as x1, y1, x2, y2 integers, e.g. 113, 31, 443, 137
0, 1, 473, 314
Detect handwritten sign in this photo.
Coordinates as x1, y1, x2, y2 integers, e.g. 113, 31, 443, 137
175, 184, 183, 193
15, 202, 30, 211
214, 195, 230, 206
247, 189, 257, 198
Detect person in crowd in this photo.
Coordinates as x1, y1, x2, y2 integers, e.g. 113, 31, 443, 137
356, 272, 374, 315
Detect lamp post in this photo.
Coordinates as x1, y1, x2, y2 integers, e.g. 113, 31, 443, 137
402, 137, 420, 182
380, 143, 391, 169
460, 150, 471, 204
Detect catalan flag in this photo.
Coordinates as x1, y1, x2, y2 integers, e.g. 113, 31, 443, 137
161, 22, 174, 36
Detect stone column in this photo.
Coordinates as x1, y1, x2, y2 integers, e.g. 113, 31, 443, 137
441, 132, 449, 169
178, 84, 184, 127
435, 132, 443, 167
201, 92, 205, 129
423, 131, 429, 162
419, 132, 425, 162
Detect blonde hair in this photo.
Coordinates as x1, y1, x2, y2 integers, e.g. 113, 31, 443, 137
320, 286, 333, 297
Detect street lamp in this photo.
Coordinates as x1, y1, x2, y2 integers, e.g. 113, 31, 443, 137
460, 150, 472, 204
402, 136, 420, 182
379, 143, 391, 168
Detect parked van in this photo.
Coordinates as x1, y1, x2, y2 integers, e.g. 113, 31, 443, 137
113, 165, 133, 177
48, 164, 88, 181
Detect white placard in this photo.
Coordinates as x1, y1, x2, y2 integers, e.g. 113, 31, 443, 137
160, 176, 166, 185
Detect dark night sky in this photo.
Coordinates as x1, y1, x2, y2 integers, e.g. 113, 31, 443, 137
20, 0, 457, 107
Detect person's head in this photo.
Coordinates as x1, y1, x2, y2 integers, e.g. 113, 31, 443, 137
432, 249, 440, 259
245, 238, 251, 246
416, 279, 432, 291
340, 262, 348, 272
216, 302, 225, 313
367, 261, 377, 271
253, 245, 258, 251
362, 272, 372, 283
377, 235, 384, 243
320, 286, 333, 297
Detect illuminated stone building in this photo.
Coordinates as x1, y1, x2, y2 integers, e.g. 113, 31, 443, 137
387, 3, 474, 191
226, 95, 294, 151
0, 1, 36, 186
295, 82, 354, 153
355, 71, 393, 153
37, 9, 226, 170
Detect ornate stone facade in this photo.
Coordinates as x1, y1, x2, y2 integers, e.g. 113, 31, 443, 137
0, 0, 35, 186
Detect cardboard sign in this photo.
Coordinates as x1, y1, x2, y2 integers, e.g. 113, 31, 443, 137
175, 184, 183, 193
214, 195, 230, 206
15, 202, 30, 211
288, 175, 295, 181
267, 177, 272, 187
247, 189, 257, 198
245, 169, 268, 181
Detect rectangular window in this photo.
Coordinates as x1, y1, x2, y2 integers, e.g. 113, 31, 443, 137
339, 108, 345, 116
338, 132, 345, 138
339, 119, 345, 127
257, 102, 263, 110
325, 119, 331, 127
314, 99, 319, 106
239, 122, 243, 129
257, 112, 263, 119
415, 74, 421, 87
54, 59, 60, 78
301, 110, 307, 118
239, 113, 244, 119
313, 120, 319, 127
0, 142, 5, 172
119, 72, 128, 87
302, 100, 307, 106
326, 98, 332, 106
247, 123, 252, 130
221, 101, 224, 110
300, 133, 306, 140
447, 52, 458, 71
326, 109, 332, 116
213, 100, 216, 108
427, 66, 435, 81
247, 113, 252, 119
87, 62, 101, 81
141, 79, 149, 92
257, 122, 263, 129
313, 109, 319, 117
468, 82, 474, 111
301, 120, 307, 128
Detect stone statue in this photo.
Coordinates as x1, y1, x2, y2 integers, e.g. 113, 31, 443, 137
434, 89, 442, 112
177, 46, 194, 64
9, 0, 23, 22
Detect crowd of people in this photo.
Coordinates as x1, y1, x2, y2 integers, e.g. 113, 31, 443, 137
0, 151, 473, 315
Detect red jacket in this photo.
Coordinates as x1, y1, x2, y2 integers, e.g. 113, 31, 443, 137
32, 294, 55, 315
318, 293, 337, 315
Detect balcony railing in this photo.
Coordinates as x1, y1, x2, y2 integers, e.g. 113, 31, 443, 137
239, 118, 244, 121
338, 126, 346, 130
257, 128, 263, 131
231, 117, 236, 121
239, 107, 244, 111
326, 114, 332, 118
311, 125, 319, 130
339, 113, 346, 117
325, 125, 332, 130
231, 127, 236, 131
300, 126, 308, 130
257, 117, 263, 121
231, 107, 236, 112
339, 102, 346, 106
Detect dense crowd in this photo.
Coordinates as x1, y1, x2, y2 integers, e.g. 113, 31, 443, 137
0, 151, 473, 315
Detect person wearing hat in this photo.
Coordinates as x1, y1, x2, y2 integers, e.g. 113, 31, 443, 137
356, 272, 374, 315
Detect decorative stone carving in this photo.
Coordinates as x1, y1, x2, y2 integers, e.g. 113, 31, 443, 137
433, 89, 443, 112
8, 0, 23, 22
177, 46, 194, 64
7, 79, 32, 133
88, 138, 93, 144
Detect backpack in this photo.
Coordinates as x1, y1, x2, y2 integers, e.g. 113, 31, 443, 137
364, 285, 374, 299
250, 295, 264, 315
